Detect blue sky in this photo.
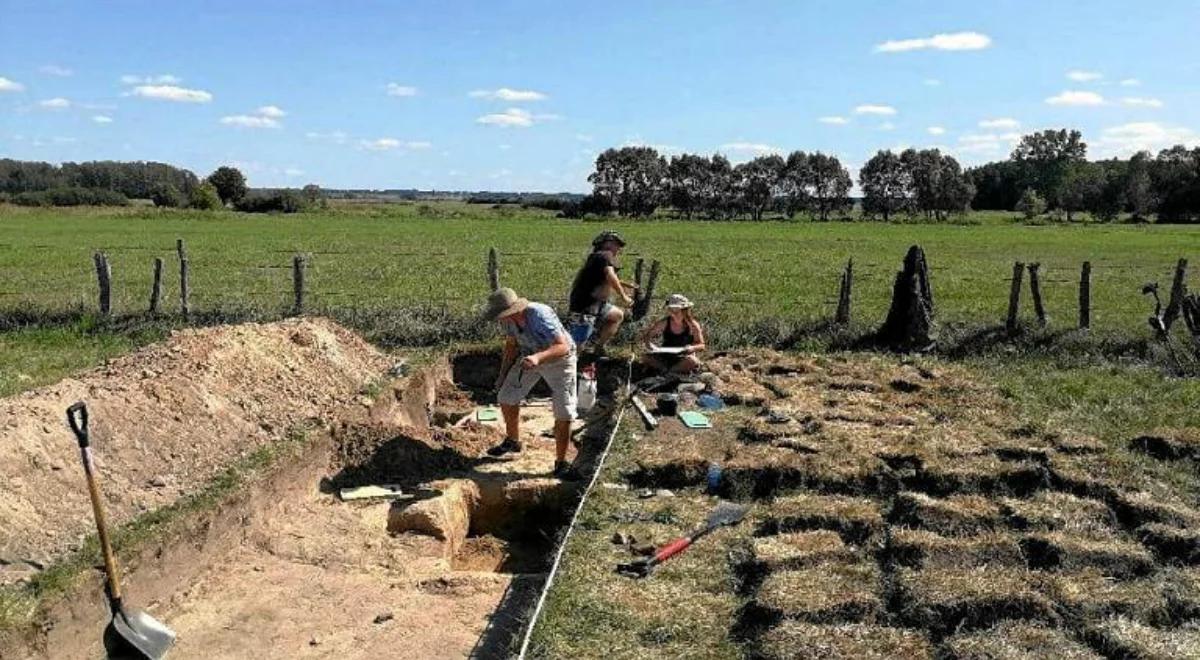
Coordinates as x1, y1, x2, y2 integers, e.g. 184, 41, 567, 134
2, 0, 1198, 191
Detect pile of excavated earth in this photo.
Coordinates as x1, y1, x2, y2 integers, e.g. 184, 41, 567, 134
535, 350, 1200, 659
1, 319, 612, 659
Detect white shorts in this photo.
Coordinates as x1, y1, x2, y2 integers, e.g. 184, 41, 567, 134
497, 352, 578, 421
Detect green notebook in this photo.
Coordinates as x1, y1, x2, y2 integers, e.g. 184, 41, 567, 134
477, 406, 500, 422
678, 411, 712, 429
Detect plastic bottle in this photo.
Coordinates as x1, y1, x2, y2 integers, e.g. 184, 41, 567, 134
706, 462, 722, 494
577, 364, 597, 412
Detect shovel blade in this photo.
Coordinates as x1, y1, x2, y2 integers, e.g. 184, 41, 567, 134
105, 607, 176, 660
705, 501, 749, 530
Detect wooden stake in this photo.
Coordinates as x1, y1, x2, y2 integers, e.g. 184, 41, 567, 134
93, 251, 111, 317
177, 239, 189, 321
150, 257, 163, 315
632, 259, 661, 321
835, 258, 853, 325
1078, 261, 1091, 330
1006, 261, 1024, 335
1027, 262, 1047, 328
487, 247, 500, 291
292, 254, 306, 314
1163, 258, 1189, 330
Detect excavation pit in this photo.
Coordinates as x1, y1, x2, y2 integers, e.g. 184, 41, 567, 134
0, 322, 623, 659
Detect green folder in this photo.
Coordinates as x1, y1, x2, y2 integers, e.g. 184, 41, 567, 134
477, 406, 500, 422
678, 411, 712, 429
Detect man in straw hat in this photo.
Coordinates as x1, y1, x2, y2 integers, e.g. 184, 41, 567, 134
483, 287, 581, 481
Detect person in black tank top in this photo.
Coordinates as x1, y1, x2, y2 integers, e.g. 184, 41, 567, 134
641, 294, 707, 374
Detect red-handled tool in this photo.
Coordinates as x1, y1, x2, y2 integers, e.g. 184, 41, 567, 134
617, 501, 749, 578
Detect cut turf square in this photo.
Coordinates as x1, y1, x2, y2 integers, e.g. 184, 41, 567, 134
756, 621, 933, 660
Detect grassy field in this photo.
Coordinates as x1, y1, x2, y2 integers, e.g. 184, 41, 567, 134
1, 202, 1196, 395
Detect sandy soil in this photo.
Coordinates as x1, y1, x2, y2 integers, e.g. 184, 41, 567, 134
0, 318, 390, 583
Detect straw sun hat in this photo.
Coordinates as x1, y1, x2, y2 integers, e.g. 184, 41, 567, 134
484, 287, 530, 320
665, 294, 694, 309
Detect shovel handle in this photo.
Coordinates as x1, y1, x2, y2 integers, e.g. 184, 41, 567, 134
67, 401, 89, 447
67, 402, 124, 606
652, 536, 693, 564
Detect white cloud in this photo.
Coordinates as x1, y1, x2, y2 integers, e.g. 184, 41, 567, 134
878, 122, 896, 131
219, 114, 280, 128
875, 31, 991, 53
359, 138, 431, 151
854, 104, 897, 116
121, 74, 181, 85
469, 87, 547, 102
256, 105, 286, 118
92, 115, 113, 124
720, 142, 782, 156
927, 126, 946, 136
386, 83, 418, 97
620, 139, 680, 154
39, 97, 70, 110
956, 131, 1022, 154
39, 65, 73, 77
575, 133, 594, 142
819, 116, 849, 125
979, 118, 1020, 129
131, 85, 212, 103
475, 107, 560, 127
1066, 70, 1102, 82
1119, 78, 1141, 87
284, 167, 305, 177
1045, 90, 1105, 106
1122, 97, 1164, 108
923, 78, 942, 87
305, 130, 348, 144
1094, 122, 1199, 158
0, 77, 26, 92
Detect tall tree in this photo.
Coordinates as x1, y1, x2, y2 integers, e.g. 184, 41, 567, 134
1058, 162, 1104, 222
588, 146, 668, 217
1152, 145, 1200, 223
1010, 128, 1087, 207
208, 166, 248, 205
779, 151, 812, 218
860, 150, 910, 221
666, 154, 709, 220
701, 154, 735, 219
804, 152, 852, 221
734, 154, 785, 221
1126, 151, 1155, 220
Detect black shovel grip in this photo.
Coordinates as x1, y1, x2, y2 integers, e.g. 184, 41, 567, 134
67, 401, 90, 448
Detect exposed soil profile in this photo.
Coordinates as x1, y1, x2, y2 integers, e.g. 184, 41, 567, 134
0, 320, 616, 659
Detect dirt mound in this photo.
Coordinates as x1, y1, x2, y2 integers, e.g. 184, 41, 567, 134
0, 318, 390, 581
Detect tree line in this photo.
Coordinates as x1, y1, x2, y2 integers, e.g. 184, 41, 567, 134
578, 129, 1200, 223
0, 159, 322, 213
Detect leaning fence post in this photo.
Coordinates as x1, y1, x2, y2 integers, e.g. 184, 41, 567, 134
1027, 262, 1047, 328
1163, 258, 1189, 330
292, 254, 306, 315
176, 239, 189, 321
93, 251, 111, 317
1078, 261, 1091, 330
632, 259, 661, 321
835, 258, 853, 325
487, 247, 500, 291
1006, 261, 1024, 334
150, 257, 163, 315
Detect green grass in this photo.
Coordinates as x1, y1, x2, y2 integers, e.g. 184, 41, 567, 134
2, 203, 1196, 338
0, 318, 164, 397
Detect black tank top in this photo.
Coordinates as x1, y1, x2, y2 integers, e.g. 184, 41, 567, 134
662, 318, 694, 347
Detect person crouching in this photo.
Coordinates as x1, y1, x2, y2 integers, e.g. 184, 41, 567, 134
484, 287, 581, 481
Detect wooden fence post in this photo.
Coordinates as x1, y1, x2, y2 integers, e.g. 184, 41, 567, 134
632, 259, 661, 321
835, 258, 853, 325
177, 239, 189, 321
487, 247, 500, 291
1006, 261, 1024, 334
150, 257, 163, 315
1027, 262, 1047, 328
1078, 261, 1091, 330
292, 254, 306, 314
1163, 258, 1189, 330
92, 251, 111, 317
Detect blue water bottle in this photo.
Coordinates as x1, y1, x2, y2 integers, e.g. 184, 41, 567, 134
706, 462, 722, 494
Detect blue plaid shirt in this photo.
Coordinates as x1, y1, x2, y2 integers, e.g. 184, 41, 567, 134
502, 303, 574, 355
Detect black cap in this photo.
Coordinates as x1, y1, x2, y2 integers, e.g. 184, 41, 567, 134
592, 230, 626, 248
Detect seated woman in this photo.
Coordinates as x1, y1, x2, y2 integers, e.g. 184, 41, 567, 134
641, 294, 707, 374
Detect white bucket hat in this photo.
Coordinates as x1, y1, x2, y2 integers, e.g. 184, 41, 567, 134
665, 294, 694, 310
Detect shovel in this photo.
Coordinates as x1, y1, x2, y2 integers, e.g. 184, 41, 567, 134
67, 402, 176, 660
616, 501, 749, 578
